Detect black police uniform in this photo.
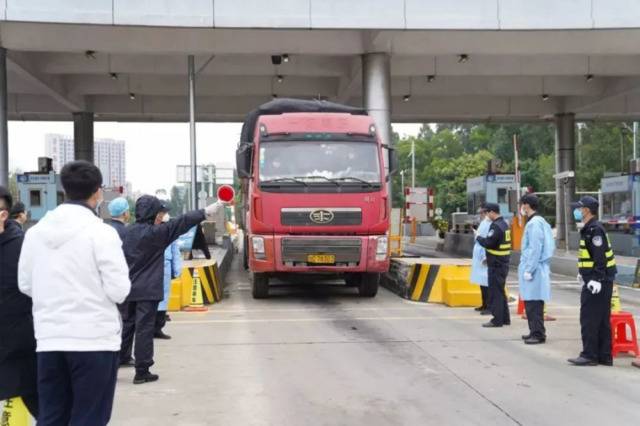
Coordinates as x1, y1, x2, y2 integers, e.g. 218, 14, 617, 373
476, 215, 512, 326
578, 217, 617, 363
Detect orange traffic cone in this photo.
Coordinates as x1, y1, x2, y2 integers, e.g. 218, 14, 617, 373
517, 296, 525, 318
183, 269, 208, 312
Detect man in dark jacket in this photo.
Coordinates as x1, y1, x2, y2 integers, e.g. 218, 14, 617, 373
0, 186, 38, 418
120, 195, 225, 384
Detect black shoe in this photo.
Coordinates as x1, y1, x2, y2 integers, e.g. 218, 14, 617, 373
166, 315, 172, 322
567, 356, 598, 366
154, 331, 172, 340
482, 321, 502, 328
504, 322, 511, 326
133, 372, 159, 385
599, 359, 613, 366
119, 358, 135, 368
474, 306, 486, 312
480, 310, 491, 316
524, 337, 546, 345
521, 334, 531, 340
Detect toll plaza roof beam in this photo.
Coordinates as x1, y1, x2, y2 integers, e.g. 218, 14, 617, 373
7, 51, 84, 112
3, 24, 640, 56
336, 57, 362, 104
564, 76, 640, 113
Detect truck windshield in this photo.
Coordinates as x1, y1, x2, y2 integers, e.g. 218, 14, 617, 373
259, 141, 381, 185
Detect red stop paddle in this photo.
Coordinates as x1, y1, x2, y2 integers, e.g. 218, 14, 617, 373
217, 185, 235, 203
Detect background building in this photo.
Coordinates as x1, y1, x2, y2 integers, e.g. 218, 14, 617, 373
45, 134, 126, 187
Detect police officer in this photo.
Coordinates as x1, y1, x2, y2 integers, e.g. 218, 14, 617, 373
475, 202, 511, 328
568, 196, 617, 366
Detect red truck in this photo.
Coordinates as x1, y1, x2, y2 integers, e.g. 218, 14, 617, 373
236, 99, 397, 298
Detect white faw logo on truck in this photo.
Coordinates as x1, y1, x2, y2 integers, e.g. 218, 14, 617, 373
310, 209, 335, 224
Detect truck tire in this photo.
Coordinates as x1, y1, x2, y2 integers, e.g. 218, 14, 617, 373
252, 273, 269, 299
358, 273, 379, 298
242, 235, 249, 270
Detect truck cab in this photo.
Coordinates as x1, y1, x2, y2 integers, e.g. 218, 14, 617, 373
236, 99, 397, 298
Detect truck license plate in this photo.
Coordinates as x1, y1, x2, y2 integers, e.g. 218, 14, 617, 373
307, 254, 335, 264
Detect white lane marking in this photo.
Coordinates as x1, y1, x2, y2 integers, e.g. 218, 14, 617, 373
169, 315, 585, 324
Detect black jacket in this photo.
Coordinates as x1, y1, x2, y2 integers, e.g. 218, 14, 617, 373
476, 216, 511, 267
579, 218, 617, 283
123, 196, 205, 301
105, 218, 128, 242
0, 220, 37, 400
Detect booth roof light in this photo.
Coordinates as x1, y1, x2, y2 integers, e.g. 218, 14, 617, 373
403, 94, 411, 102
542, 94, 550, 101
586, 74, 594, 82
427, 75, 436, 83
282, 54, 290, 63
109, 72, 118, 80
277, 75, 284, 83
458, 54, 469, 63
129, 92, 136, 100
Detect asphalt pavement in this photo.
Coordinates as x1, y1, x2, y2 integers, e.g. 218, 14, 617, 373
112, 257, 640, 426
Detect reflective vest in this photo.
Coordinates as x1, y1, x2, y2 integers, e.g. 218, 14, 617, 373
578, 234, 616, 269
487, 229, 511, 257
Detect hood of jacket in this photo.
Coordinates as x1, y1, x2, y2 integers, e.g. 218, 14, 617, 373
135, 195, 163, 224
0, 219, 22, 245
35, 204, 99, 250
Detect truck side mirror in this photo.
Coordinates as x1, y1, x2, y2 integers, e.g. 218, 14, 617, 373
385, 145, 399, 181
236, 143, 253, 179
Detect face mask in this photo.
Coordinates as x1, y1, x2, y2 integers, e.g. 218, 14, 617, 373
573, 208, 583, 222
520, 207, 527, 217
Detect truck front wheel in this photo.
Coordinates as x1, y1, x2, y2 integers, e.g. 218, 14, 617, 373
252, 273, 269, 299
358, 273, 380, 298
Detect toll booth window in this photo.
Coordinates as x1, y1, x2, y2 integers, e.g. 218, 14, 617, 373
602, 192, 632, 219
30, 190, 42, 207
497, 188, 507, 204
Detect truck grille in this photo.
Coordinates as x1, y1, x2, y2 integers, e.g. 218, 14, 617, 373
281, 238, 362, 264
281, 208, 362, 226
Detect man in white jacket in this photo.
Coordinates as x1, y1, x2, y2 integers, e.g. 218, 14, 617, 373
18, 161, 131, 426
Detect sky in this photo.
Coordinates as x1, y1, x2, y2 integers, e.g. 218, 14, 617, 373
8, 121, 421, 194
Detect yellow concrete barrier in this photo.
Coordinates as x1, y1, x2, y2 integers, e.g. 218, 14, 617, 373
384, 258, 477, 304
168, 259, 223, 311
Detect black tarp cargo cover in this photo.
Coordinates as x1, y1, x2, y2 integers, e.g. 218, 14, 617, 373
239, 98, 367, 144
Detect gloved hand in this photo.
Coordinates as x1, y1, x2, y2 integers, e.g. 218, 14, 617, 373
586, 280, 602, 294
204, 200, 223, 219
523, 271, 533, 281
577, 274, 584, 286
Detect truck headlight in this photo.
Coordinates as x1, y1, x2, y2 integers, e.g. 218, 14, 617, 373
252, 236, 265, 258
376, 236, 388, 260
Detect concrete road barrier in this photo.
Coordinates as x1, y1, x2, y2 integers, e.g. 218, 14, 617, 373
383, 258, 480, 307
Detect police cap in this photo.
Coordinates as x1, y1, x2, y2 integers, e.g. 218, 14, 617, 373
571, 196, 599, 212
484, 202, 500, 214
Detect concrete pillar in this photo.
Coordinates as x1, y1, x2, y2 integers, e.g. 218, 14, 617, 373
0, 48, 8, 188
554, 113, 576, 249
362, 53, 391, 148
362, 53, 392, 201
73, 112, 94, 163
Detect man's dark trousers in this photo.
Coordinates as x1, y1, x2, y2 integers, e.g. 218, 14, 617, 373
120, 300, 159, 372
488, 264, 510, 326
580, 281, 613, 362
524, 300, 546, 339
480, 286, 489, 309
37, 351, 119, 425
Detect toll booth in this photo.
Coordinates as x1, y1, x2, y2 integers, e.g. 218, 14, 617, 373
16, 158, 64, 221
466, 174, 517, 220
599, 171, 640, 256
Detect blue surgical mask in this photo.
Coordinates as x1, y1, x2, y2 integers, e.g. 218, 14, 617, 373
573, 208, 583, 222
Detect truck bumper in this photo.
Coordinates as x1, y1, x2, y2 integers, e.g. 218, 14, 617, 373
249, 235, 390, 274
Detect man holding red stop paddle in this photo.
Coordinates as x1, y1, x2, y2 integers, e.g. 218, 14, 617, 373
120, 188, 232, 384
